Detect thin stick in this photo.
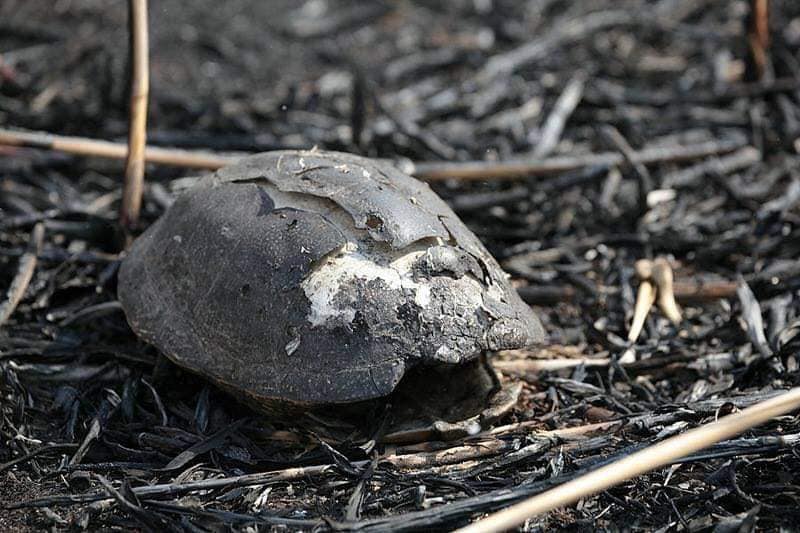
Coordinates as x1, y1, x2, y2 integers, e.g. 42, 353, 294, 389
454, 387, 800, 533
493, 358, 611, 373
0, 127, 748, 181
0, 223, 44, 327
409, 137, 747, 180
517, 278, 740, 306
748, 0, 770, 80
0, 128, 236, 169
673, 279, 738, 301
119, 0, 149, 232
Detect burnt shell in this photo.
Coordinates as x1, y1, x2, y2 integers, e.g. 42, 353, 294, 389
118, 150, 545, 408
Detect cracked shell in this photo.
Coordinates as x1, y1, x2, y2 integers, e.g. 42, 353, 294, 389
118, 150, 545, 410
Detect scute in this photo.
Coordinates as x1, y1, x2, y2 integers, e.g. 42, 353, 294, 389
118, 150, 545, 408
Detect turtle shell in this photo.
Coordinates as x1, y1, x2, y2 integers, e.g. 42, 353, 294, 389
118, 150, 545, 410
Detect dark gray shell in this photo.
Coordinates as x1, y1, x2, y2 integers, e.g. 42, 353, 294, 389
118, 150, 544, 408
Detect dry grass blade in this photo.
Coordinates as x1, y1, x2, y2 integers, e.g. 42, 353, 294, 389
454, 387, 800, 533
0, 222, 44, 327
119, 0, 149, 232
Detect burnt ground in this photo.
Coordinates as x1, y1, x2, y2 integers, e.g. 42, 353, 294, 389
2, 0, 800, 530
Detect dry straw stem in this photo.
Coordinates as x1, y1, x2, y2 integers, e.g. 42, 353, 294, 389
652, 257, 682, 325
749, 0, 770, 79
119, 0, 149, 232
0, 127, 747, 181
0, 222, 44, 327
0, 128, 235, 169
455, 387, 800, 533
627, 259, 655, 342
493, 357, 611, 373
410, 137, 746, 180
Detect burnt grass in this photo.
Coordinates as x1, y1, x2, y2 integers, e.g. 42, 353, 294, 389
2, 0, 800, 530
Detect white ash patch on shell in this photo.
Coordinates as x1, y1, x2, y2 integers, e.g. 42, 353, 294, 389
301, 242, 482, 329
244, 180, 503, 361
246, 181, 457, 328
216, 177, 536, 363
218, 177, 534, 362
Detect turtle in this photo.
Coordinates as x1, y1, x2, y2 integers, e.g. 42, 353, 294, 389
118, 150, 545, 415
